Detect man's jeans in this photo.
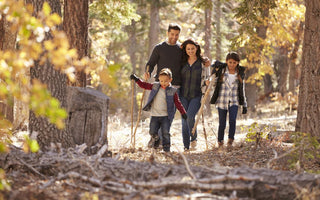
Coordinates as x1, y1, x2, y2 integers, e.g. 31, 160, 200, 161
217, 105, 238, 142
180, 96, 201, 149
150, 116, 171, 148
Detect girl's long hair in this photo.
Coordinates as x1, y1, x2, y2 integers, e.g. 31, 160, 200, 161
226, 52, 243, 83
181, 38, 204, 65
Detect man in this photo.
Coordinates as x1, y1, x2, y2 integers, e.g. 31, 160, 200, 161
144, 23, 183, 149
144, 23, 210, 150
144, 23, 183, 88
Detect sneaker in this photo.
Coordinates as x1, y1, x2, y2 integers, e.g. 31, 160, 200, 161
184, 147, 189, 152
147, 136, 160, 148
163, 144, 170, 152
190, 140, 197, 150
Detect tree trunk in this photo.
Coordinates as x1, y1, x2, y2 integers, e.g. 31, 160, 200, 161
63, 0, 88, 87
27, 0, 74, 149
214, 0, 222, 61
126, 20, 138, 116
147, 0, 160, 58
0, 14, 16, 123
289, 21, 304, 93
296, 0, 320, 137
246, 8, 269, 111
204, 5, 212, 116
276, 47, 289, 96
262, 74, 273, 100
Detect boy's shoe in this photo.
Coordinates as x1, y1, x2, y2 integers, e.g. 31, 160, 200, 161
163, 144, 170, 152
184, 147, 189, 152
190, 140, 197, 150
148, 135, 160, 148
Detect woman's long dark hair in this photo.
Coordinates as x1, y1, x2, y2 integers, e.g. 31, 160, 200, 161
181, 38, 204, 65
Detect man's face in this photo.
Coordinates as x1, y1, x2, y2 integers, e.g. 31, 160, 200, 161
167, 29, 180, 45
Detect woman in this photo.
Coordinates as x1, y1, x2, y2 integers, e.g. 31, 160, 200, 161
180, 38, 210, 151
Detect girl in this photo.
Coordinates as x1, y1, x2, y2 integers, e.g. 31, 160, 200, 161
210, 52, 247, 148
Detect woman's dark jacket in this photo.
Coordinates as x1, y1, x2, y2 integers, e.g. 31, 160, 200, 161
210, 60, 246, 105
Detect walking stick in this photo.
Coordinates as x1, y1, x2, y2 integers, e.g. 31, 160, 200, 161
201, 112, 208, 150
192, 76, 215, 136
130, 80, 134, 146
132, 66, 149, 149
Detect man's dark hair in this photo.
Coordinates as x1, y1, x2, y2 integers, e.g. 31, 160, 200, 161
168, 23, 181, 32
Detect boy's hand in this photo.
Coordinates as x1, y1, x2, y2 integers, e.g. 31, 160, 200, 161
130, 74, 139, 82
182, 113, 188, 120
242, 107, 247, 114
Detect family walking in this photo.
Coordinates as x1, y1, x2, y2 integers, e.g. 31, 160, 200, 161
130, 23, 247, 152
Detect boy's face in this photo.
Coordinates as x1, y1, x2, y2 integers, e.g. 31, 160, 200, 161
167, 29, 180, 45
226, 58, 239, 71
159, 75, 172, 88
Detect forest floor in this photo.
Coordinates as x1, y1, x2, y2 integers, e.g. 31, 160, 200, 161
2, 102, 320, 199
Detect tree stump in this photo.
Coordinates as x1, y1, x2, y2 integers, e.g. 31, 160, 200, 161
67, 86, 109, 154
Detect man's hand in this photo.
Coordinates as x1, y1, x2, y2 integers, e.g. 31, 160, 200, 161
130, 74, 139, 82
144, 72, 150, 81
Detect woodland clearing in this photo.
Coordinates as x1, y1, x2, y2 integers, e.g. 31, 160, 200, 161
2, 102, 320, 200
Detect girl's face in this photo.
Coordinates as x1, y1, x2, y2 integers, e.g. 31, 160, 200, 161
185, 44, 197, 57
159, 75, 172, 88
226, 58, 239, 72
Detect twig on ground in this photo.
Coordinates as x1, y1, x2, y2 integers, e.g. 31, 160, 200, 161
267, 147, 298, 169
173, 144, 197, 180
14, 155, 47, 179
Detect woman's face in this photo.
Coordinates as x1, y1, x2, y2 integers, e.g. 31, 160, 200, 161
185, 44, 197, 57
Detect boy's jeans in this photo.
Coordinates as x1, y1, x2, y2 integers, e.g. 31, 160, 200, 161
150, 116, 171, 150
217, 105, 238, 142
180, 96, 201, 149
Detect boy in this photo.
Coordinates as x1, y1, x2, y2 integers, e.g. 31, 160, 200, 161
130, 68, 187, 152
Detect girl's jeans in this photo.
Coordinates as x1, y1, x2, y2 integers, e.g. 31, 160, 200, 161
217, 105, 238, 142
150, 116, 171, 149
180, 96, 201, 149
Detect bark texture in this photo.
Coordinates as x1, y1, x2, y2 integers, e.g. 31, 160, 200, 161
27, 0, 74, 149
296, 0, 320, 137
63, 0, 89, 87
0, 14, 16, 123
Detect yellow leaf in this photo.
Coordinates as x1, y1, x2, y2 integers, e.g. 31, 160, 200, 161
42, 2, 51, 16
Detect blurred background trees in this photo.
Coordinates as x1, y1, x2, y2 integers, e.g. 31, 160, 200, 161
0, 0, 311, 144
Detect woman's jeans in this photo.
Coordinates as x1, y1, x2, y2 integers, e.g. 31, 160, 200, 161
150, 116, 171, 150
217, 105, 238, 142
180, 96, 201, 149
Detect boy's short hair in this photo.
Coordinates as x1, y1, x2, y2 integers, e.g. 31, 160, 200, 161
159, 68, 172, 79
168, 23, 181, 32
